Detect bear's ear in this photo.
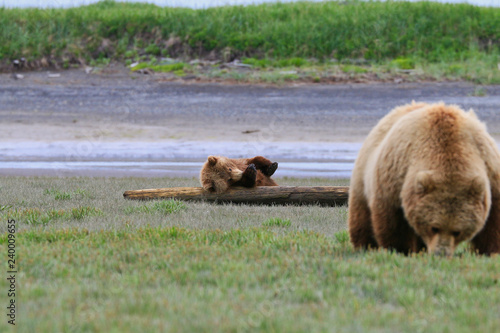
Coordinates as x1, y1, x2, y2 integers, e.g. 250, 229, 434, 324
416, 171, 435, 195
467, 108, 478, 119
468, 176, 485, 197
207, 156, 218, 166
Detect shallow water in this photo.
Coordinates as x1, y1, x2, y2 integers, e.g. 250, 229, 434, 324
0, 160, 355, 178
2, 0, 498, 8
0, 141, 360, 178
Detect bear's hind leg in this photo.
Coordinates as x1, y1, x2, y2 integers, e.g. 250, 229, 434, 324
264, 162, 278, 177
348, 196, 378, 250
248, 156, 278, 176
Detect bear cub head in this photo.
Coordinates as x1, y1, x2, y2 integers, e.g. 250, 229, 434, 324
200, 156, 243, 193
403, 170, 491, 256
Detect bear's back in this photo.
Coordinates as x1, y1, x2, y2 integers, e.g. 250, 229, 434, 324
363, 103, 493, 201
382, 103, 486, 171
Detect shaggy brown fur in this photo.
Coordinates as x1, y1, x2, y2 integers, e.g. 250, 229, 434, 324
348, 102, 500, 256
200, 155, 278, 193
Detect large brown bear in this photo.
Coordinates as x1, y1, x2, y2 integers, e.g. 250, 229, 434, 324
348, 102, 500, 256
200, 155, 278, 193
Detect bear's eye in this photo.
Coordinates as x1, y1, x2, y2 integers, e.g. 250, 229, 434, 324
229, 168, 232, 172
431, 227, 440, 234
452, 231, 461, 238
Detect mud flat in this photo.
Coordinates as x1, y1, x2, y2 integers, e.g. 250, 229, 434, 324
1, 68, 499, 177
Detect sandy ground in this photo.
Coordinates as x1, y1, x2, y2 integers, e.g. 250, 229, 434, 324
2, 65, 500, 144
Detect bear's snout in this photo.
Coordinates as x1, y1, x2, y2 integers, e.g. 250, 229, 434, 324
428, 234, 455, 257
431, 246, 454, 257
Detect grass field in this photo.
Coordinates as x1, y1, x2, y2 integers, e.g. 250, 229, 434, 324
1, 0, 500, 83
1, 176, 499, 332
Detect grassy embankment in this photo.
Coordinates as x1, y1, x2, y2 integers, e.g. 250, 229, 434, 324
0, 0, 499, 83
1, 176, 499, 332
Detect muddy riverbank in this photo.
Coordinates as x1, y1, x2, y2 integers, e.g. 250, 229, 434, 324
1, 67, 499, 177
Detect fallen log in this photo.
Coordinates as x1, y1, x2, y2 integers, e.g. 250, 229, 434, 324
123, 186, 349, 206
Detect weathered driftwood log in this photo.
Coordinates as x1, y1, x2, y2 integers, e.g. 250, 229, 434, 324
123, 186, 349, 206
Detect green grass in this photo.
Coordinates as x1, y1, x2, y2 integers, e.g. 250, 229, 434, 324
124, 199, 186, 215
262, 217, 291, 227
0, 176, 349, 234
44, 187, 92, 200
1, 226, 499, 332
5, 206, 103, 225
391, 57, 416, 70
242, 57, 310, 68
142, 54, 500, 85
0, 0, 499, 83
130, 61, 187, 73
341, 64, 369, 74
0, 176, 499, 332
44, 188, 72, 200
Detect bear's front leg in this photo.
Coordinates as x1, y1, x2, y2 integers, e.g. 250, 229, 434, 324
371, 202, 425, 255
471, 193, 500, 255
238, 164, 257, 188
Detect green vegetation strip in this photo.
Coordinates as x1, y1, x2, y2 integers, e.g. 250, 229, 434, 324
1, 0, 499, 68
124, 199, 186, 214
5, 206, 103, 225
1, 227, 499, 332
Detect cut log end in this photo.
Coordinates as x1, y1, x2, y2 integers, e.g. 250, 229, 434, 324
123, 186, 349, 206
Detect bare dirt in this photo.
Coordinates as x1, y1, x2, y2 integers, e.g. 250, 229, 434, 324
2, 65, 500, 145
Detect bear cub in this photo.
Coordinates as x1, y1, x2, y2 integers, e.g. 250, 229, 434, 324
200, 155, 278, 193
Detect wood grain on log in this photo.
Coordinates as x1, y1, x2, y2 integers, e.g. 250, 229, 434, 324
123, 186, 349, 206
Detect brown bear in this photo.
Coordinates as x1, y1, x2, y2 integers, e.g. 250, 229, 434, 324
200, 155, 278, 193
348, 102, 500, 256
